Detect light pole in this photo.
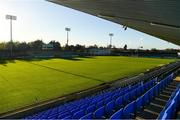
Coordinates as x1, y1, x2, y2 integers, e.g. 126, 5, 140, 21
109, 33, 114, 48
6, 15, 17, 58
65, 27, 71, 46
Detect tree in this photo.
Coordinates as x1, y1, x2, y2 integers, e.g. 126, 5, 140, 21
0, 42, 5, 50
88, 44, 98, 49
28, 39, 44, 50
74, 44, 85, 52
124, 44, 127, 50
49, 40, 61, 50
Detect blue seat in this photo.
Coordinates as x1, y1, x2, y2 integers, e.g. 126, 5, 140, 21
47, 113, 58, 119
96, 100, 104, 108
58, 112, 70, 119
104, 97, 112, 104
105, 100, 116, 116
159, 81, 163, 91
115, 96, 123, 109
112, 94, 118, 100
144, 83, 149, 91
130, 89, 137, 100
94, 106, 105, 119
140, 85, 145, 94
136, 87, 142, 97
164, 101, 175, 119
80, 104, 89, 109
62, 115, 72, 119
123, 93, 130, 105
136, 95, 143, 113
110, 108, 123, 119
86, 105, 96, 113
123, 101, 136, 119
80, 112, 93, 119
72, 109, 85, 119
143, 91, 150, 105
149, 88, 154, 101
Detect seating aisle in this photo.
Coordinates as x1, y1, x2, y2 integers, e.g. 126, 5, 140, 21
136, 80, 179, 119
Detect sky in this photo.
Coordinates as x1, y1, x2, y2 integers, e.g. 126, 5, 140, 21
0, 0, 179, 50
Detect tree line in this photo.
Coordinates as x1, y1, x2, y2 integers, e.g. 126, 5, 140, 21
0, 40, 106, 52
0, 40, 61, 51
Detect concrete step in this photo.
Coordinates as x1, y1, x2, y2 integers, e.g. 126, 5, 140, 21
136, 110, 158, 119
144, 104, 163, 114
156, 95, 169, 101
165, 87, 175, 92
167, 84, 177, 89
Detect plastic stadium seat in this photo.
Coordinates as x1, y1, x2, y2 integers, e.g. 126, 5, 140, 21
123, 101, 136, 119
72, 109, 85, 119
105, 100, 116, 116
94, 106, 105, 119
123, 93, 130, 105
149, 88, 154, 101
80, 112, 93, 119
47, 114, 58, 119
71, 108, 79, 114
110, 108, 123, 119
62, 115, 72, 119
140, 85, 145, 94
104, 97, 112, 104
58, 112, 70, 119
86, 105, 96, 113
96, 100, 104, 108
115, 96, 124, 109
143, 91, 150, 105
80, 104, 89, 109
136, 87, 142, 97
130, 89, 137, 100
112, 94, 118, 100
144, 83, 149, 91
136, 95, 143, 113
165, 101, 175, 119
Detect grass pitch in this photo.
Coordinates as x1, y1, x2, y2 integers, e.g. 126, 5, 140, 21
0, 56, 174, 113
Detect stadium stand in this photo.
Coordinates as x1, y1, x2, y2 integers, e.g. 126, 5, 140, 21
157, 82, 180, 119
24, 73, 180, 119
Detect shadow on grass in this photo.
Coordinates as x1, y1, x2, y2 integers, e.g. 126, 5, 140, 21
0, 56, 96, 65
0, 59, 16, 66
21, 56, 96, 62
22, 57, 53, 62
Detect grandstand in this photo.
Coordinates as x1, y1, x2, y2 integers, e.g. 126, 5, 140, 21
22, 64, 179, 119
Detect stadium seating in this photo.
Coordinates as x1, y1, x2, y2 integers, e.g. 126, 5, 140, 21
158, 83, 180, 119
24, 73, 179, 119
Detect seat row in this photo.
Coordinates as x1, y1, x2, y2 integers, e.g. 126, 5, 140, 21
75, 78, 157, 119
107, 73, 174, 119
48, 82, 144, 119
25, 78, 156, 119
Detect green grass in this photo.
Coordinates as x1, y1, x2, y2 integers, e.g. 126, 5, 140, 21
0, 56, 174, 113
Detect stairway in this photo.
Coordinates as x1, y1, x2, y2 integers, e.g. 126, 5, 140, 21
136, 80, 179, 120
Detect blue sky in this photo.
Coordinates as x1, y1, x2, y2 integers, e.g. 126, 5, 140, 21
0, 0, 179, 49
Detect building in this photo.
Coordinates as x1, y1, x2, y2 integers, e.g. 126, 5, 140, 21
88, 48, 111, 56
42, 44, 53, 50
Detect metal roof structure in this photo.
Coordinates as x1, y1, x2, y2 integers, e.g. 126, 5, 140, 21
48, 0, 180, 46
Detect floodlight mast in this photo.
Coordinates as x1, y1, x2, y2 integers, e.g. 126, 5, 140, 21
109, 33, 114, 48
6, 15, 17, 58
65, 27, 71, 46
